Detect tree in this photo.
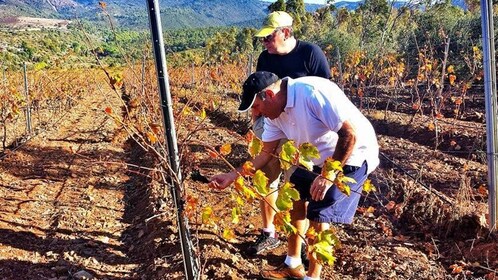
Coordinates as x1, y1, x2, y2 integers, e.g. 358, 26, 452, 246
286, 0, 306, 17
285, 0, 307, 37
268, 0, 286, 12
236, 28, 255, 54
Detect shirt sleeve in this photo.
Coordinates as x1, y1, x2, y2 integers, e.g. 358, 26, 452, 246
256, 52, 267, 72
261, 119, 285, 142
307, 44, 331, 79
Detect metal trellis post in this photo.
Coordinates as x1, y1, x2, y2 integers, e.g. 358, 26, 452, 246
481, 0, 498, 231
23, 63, 32, 135
145, 0, 200, 278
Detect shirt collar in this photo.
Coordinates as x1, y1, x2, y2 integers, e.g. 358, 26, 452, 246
283, 77, 296, 110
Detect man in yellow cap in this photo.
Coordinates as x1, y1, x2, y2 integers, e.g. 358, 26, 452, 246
247, 9, 331, 269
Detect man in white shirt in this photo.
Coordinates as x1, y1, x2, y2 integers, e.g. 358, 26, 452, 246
209, 71, 379, 280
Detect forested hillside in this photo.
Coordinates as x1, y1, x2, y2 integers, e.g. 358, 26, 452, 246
0, 0, 269, 29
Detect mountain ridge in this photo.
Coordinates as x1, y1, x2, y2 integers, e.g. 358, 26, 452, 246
0, 0, 270, 29
0, 0, 468, 30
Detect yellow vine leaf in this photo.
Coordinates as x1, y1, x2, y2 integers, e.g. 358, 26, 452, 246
447, 65, 455, 74
183, 106, 192, 116
234, 176, 245, 193
306, 227, 318, 241
231, 207, 240, 224
185, 195, 198, 218
313, 241, 337, 266
335, 180, 351, 196
321, 158, 342, 181
276, 182, 300, 211
200, 108, 207, 120
274, 211, 297, 235
234, 176, 256, 201
34, 62, 47, 71
299, 142, 320, 171
241, 161, 255, 176
109, 73, 123, 89
219, 144, 232, 155
362, 179, 376, 193
146, 132, 157, 144
201, 206, 213, 225
280, 140, 299, 170
235, 195, 244, 206
222, 228, 236, 241
449, 74, 456, 86
333, 172, 356, 196
314, 241, 336, 265
309, 229, 340, 266
248, 136, 263, 158
340, 174, 357, 185
253, 170, 269, 195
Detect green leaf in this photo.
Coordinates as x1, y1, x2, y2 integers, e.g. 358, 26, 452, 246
279, 140, 299, 170
253, 170, 269, 195
276, 196, 293, 211
314, 241, 336, 266
321, 158, 342, 180
310, 229, 340, 266
318, 229, 340, 246
248, 136, 263, 158
299, 142, 320, 170
341, 175, 357, 184
276, 182, 301, 211
275, 211, 297, 235
286, 187, 300, 201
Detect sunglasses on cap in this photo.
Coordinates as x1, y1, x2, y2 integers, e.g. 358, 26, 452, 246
261, 28, 282, 43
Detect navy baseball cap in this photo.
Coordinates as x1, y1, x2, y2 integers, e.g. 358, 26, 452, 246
238, 71, 279, 112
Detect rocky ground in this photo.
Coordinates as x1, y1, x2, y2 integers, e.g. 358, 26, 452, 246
0, 76, 496, 280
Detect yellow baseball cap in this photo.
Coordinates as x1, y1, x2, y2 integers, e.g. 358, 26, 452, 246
255, 11, 293, 37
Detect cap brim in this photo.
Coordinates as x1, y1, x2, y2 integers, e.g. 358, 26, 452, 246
255, 27, 276, 37
237, 94, 258, 113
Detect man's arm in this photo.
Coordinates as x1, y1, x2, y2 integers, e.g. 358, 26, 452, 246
332, 120, 356, 164
307, 43, 331, 79
209, 139, 281, 189
310, 120, 356, 201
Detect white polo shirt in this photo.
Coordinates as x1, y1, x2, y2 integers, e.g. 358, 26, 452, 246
262, 76, 379, 174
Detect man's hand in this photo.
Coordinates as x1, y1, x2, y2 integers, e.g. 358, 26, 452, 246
310, 175, 333, 201
208, 171, 238, 190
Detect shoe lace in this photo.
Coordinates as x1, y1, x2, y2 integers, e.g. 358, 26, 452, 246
254, 233, 269, 246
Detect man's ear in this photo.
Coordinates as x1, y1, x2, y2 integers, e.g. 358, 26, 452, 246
282, 27, 290, 39
265, 89, 275, 98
